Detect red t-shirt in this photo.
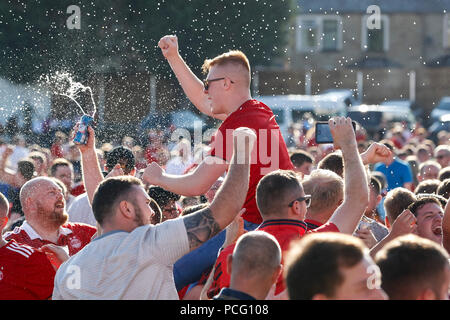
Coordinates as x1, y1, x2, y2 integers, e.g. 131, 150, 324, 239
207, 219, 339, 298
0, 239, 55, 300
304, 218, 324, 231
70, 183, 86, 197
209, 99, 294, 224
4, 221, 96, 256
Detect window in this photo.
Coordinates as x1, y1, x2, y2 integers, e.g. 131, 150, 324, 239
444, 14, 450, 48
362, 15, 389, 52
296, 15, 342, 52
322, 19, 340, 51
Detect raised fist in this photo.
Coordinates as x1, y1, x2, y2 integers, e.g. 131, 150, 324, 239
158, 35, 179, 60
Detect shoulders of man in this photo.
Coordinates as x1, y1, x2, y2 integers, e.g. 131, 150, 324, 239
0, 240, 55, 299
306, 221, 340, 234
221, 99, 275, 129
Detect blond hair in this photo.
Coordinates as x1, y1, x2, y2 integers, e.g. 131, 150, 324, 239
202, 50, 250, 74
302, 169, 344, 214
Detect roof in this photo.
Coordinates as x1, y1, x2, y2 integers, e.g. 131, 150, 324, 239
297, 0, 450, 14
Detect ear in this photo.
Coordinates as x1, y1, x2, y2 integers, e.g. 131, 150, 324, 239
272, 264, 283, 284
118, 200, 134, 220
226, 254, 233, 276
0, 217, 8, 230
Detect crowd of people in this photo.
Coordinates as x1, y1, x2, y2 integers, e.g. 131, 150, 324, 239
0, 34, 449, 301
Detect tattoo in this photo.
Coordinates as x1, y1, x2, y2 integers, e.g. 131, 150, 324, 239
183, 207, 221, 251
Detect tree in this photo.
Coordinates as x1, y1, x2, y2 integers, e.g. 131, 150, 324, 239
0, 0, 295, 84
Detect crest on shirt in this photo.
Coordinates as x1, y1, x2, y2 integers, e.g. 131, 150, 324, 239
69, 237, 82, 249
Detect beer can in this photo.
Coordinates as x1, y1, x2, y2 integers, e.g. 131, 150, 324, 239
73, 114, 93, 145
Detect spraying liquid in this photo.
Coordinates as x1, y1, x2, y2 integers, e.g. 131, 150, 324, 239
42, 71, 97, 144
42, 71, 97, 117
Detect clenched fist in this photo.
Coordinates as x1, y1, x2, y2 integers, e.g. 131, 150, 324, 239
142, 161, 164, 186
158, 35, 179, 60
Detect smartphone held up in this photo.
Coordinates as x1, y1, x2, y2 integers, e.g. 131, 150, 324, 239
315, 120, 357, 144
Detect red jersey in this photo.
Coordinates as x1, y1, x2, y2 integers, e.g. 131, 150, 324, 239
4, 221, 96, 256
304, 218, 324, 231
0, 239, 55, 300
209, 100, 294, 224
70, 183, 86, 197
207, 219, 339, 298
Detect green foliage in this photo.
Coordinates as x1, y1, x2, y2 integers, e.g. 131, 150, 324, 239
0, 0, 295, 84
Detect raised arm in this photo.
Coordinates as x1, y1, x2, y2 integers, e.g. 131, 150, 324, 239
181, 127, 255, 252
327, 117, 369, 234
75, 125, 104, 206
142, 156, 228, 197
158, 35, 227, 120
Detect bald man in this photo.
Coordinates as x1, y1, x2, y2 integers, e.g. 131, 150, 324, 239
213, 231, 282, 300
148, 35, 293, 291
3, 177, 96, 256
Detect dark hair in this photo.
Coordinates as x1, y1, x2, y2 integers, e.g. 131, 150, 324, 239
437, 179, 450, 199
416, 193, 447, 208
105, 146, 135, 174
375, 235, 449, 300
414, 179, 441, 195
147, 186, 180, 209
50, 158, 73, 176
408, 196, 442, 217
438, 167, 450, 181
318, 152, 343, 177
384, 188, 416, 224
370, 176, 382, 195
17, 159, 35, 180
256, 170, 301, 218
181, 203, 209, 216
371, 171, 387, 190
290, 150, 314, 168
380, 139, 395, 151
92, 176, 143, 225
285, 233, 365, 300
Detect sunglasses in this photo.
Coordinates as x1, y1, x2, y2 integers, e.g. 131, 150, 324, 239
288, 195, 311, 208
203, 77, 234, 91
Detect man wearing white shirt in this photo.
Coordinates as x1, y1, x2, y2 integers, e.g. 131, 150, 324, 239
52, 126, 255, 299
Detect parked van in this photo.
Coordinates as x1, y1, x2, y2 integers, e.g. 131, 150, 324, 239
430, 96, 450, 121
256, 94, 347, 139
347, 104, 416, 135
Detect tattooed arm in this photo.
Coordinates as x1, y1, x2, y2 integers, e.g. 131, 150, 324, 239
182, 127, 255, 252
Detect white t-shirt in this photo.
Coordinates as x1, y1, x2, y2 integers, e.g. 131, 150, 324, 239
67, 193, 97, 227
52, 217, 189, 300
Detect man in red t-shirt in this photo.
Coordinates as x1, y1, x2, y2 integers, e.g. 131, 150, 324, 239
204, 117, 371, 299
142, 35, 293, 291
0, 192, 57, 300
3, 177, 96, 256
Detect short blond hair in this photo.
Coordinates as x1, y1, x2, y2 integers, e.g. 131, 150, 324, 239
202, 50, 250, 75
302, 169, 344, 214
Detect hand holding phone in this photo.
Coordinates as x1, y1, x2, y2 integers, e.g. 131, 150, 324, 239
315, 119, 357, 144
